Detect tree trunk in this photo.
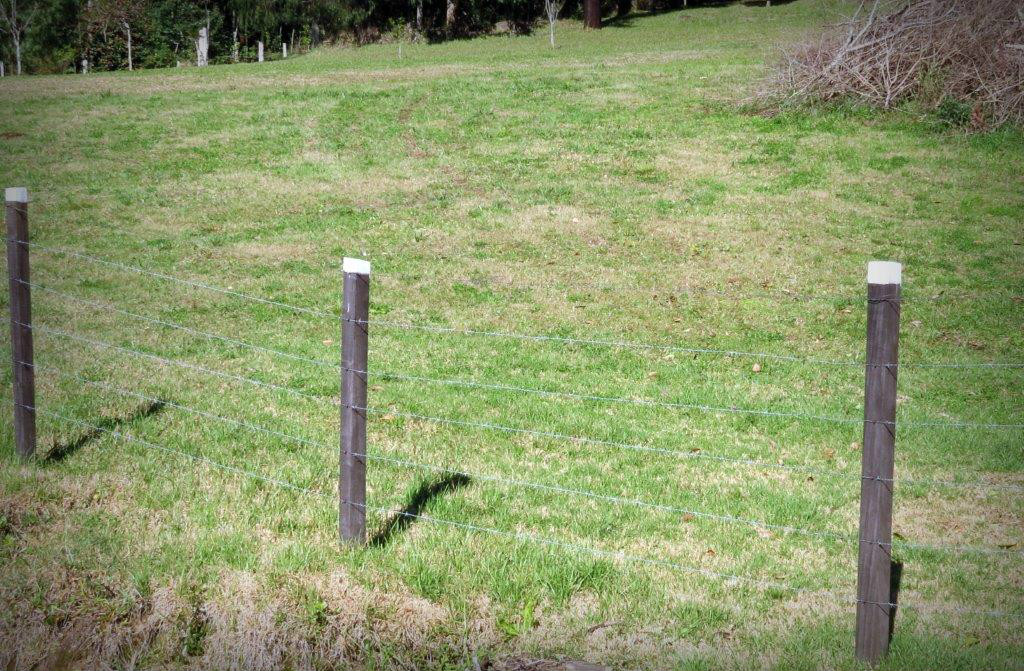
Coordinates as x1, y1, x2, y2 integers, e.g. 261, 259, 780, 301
583, 0, 601, 29
124, 22, 132, 70
415, 0, 423, 33
14, 36, 21, 74
549, 17, 555, 47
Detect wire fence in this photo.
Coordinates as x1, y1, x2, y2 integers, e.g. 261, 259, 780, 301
3, 226, 1024, 657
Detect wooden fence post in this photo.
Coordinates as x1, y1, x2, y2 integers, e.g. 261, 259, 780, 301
855, 260, 902, 664
6, 187, 36, 458
340, 257, 371, 545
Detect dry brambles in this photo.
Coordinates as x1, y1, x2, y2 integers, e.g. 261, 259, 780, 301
763, 0, 1024, 129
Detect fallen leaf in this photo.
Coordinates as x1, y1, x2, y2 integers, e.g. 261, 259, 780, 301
705, 548, 716, 556
850, 442, 861, 451
751, 363, 762, 373
323, 339, 333, 346
823, 448, 836, 460
682, 513, 695, 522
756, 527, 772, 539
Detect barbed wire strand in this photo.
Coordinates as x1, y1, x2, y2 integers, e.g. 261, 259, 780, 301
354, 405, 1024, 498
26, 402, 803, 592
22, 280, 338, 369
30, 404, 320, 495
360, 367, 863, 424
12, 283, 1017, 430
377, 269, 1022, 306
17, 239, 337, 319
25, 363, 862, 546
359, 368, 1024, 430
20, 321, 333, 405
14, 305, 1017, 431
11, 238, 1023, 368
351, 319, 1024, 370
29, 360, 1015, 495
361, 451, 1023, 555
17, 403, 1024, 611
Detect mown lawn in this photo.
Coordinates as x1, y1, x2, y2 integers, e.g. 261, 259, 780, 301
1, 2, 1023, 669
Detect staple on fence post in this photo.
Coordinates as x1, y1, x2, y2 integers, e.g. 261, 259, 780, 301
5, 187, 36, 458
855, 260, 902, 665
340, 257, 371, 545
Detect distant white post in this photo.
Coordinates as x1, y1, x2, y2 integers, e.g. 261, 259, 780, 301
282, 42, 287, 58
81, 59, 88, 74
196, 26, 209, 67
258, 41, 264, 63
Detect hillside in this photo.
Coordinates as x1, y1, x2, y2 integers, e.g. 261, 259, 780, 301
1, 3, 1022, 670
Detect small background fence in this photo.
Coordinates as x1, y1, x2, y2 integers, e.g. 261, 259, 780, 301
4, 187, 1023, 665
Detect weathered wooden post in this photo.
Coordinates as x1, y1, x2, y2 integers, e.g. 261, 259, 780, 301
6, 187, 36, 458
282, 42, 287, 59
340, 257, 370, 545
855, 260, 902, 664
257, 41, 264, 63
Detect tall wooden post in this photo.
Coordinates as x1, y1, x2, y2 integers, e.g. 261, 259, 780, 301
6, 187, 36, 458
340, 257, 370, 545
855, 260, 902, 664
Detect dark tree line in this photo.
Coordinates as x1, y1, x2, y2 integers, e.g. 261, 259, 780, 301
0, 0, 701, 74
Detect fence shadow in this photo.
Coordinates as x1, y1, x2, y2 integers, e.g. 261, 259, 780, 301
889, 560, 903, 640
369, 473, 471, 548
43, 401, 166, 464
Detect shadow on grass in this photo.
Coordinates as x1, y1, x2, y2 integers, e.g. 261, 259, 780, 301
889, 560, 903, 641
43, 401, 166, 464
369, 473, 471, 548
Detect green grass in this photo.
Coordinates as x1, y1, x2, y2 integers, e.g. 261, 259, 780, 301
2, 2, 1023, 669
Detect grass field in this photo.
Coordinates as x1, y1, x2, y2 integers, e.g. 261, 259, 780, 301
2, 2, 1023, 669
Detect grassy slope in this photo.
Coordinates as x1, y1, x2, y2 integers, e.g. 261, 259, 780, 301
1, 2, 1023, 669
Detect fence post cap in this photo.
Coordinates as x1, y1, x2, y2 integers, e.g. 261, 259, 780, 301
5, 187, 28, 203
343, 257, 371, 275
867, 261, 901, 285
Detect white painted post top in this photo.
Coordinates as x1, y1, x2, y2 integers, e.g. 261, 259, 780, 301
5, 187, 28, 203
343, 257, 371, 275
867, 261, 901, 285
